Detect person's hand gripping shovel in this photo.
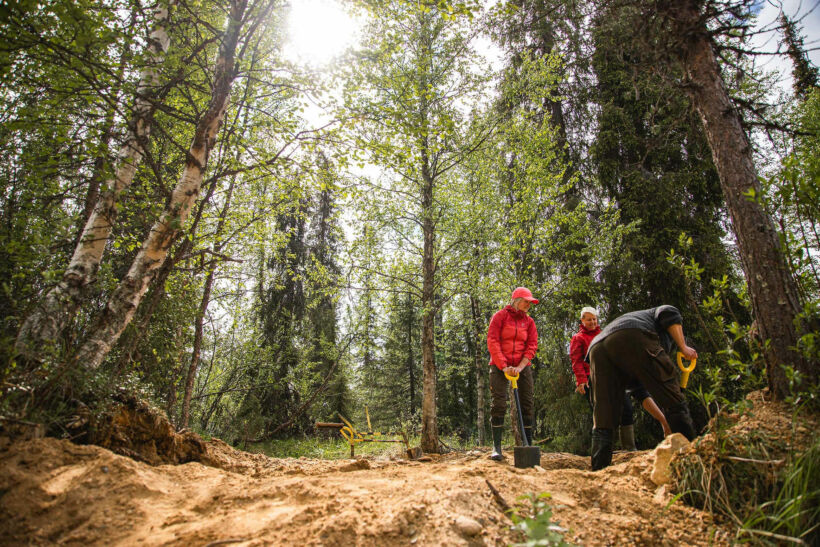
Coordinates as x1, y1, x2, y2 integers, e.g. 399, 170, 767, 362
504, 370, 541, 468
677, 352, 697, 388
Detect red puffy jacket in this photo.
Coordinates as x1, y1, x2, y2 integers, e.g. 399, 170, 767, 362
487, 305, 538, 370
569, 323, 601, 385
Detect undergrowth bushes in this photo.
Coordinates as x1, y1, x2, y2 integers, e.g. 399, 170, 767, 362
671, 394, 819, 545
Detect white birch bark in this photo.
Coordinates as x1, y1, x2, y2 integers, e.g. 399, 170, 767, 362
15, 2, 174, 361
75, 2, 246, 370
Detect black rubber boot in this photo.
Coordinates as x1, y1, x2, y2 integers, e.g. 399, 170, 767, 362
666, 402, 696, 441
591, 428, 613, 470
490, 424, 504, 460
619, 424, 637, 451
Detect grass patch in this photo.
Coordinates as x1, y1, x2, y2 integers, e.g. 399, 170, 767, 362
671, 396, 819, 545
244, 433, 482, 460
739, 439, 820, 544
245, 435, 414, 459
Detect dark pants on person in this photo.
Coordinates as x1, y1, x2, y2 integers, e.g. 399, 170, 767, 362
490, 365, 534, 442
585, 380, 646, 426
589, 329, 695, 470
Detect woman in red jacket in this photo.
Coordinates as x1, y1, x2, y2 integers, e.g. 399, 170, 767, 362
569, 306, 602, 404
486, 287, 539, 460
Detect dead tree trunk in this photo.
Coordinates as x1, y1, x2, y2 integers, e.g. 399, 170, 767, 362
660, 0, 813, 398
74, 1, 247, 371
405, 291, 417, 417
15, 2, 175, 362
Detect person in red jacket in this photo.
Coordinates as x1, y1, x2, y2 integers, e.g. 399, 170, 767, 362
569, 306, 601, 404
570, 306, 671, 450
486, 286, 539, 461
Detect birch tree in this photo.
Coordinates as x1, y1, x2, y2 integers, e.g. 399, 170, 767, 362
342, 0, 489, 453
74, 0, 275, 370
15, 1, 175, 363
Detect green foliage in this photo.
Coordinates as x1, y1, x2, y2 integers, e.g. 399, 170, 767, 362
672, 409, 819, 546
740, 438, 820, 544
590, 2, 733, 318
508, 492, 575, 547
1, 9, 816, 530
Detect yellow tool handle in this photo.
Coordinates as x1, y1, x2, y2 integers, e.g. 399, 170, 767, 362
340, 426, 363, 445
504, 370, 519, 389
676, 352, 697, 388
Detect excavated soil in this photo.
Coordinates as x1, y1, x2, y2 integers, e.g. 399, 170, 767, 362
0, 434, 733, 546
7, 389, 811, 546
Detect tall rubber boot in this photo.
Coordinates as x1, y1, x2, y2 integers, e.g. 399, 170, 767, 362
591, 428, 613, 470
619, 424, 637, 451
523, 416, 534, 446
490, 417, 504, 461
666, 402, 696, 441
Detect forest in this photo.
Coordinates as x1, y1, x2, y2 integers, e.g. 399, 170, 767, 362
0, 0, 818, 544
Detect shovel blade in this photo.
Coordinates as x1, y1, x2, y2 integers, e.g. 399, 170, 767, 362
514, 446, 541, 468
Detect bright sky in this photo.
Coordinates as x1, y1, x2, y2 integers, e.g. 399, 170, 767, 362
281, 0, 818, 127
751, 0, 820, 87
284, 0, 361, 66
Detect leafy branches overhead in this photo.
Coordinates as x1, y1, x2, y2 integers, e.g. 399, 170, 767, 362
0, 0, 817, 475
341, 0, 492, 452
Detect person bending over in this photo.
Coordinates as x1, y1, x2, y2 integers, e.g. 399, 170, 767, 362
570, 306, 671, 450
587, 305, 697, 470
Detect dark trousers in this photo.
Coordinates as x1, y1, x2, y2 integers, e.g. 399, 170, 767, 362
489, 365, 534, 422
585, 379, 636, 426
590, 329, 693, 436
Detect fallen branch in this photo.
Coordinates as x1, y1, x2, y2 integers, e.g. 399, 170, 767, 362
725, 456, 785, 466
486, 479, 512, 515
438, 437, 456, 453
737, 528, 807, 545
203, 539, 248, 547
0, 415, 41, 427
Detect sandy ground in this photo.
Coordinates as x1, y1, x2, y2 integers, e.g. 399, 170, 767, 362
0, 435, 734, 546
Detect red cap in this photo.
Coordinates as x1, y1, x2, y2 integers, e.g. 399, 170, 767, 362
511, 287, 539, 305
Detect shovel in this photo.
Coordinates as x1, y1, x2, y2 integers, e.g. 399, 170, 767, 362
505, 371, 541, 468
676, 352, 697, 388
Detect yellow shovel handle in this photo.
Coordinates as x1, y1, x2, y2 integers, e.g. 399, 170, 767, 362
676, 352, 697, 388
504, 371, 519, 389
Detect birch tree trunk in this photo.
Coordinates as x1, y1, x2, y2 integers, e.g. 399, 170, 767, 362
417, 8, 440, 455
74, 1, 247, 371
660, 0, 813, 398
15, 2, 174, 362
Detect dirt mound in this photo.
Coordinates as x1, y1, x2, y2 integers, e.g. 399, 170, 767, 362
670, 389, 819, 543
10, 392, 813, 545
84, 394, 206, 466
0, 433, 735, 546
